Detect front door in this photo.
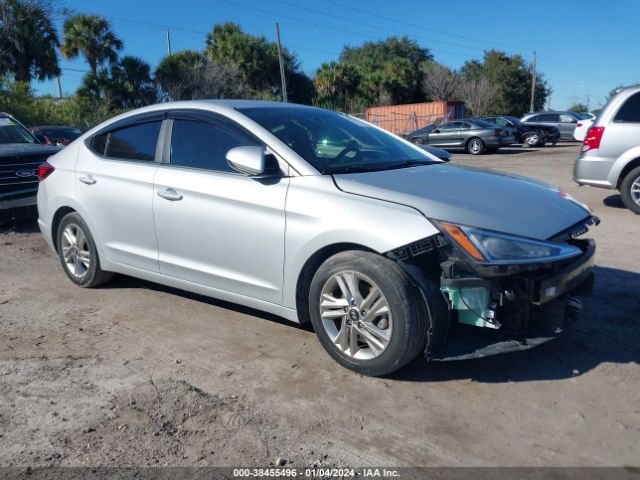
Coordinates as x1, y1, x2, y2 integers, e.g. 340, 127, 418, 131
152, 111, 289, 304
428, 122, 461, 147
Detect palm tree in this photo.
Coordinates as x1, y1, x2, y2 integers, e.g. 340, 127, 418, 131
0, 0, 60, 82
110, 56, 155, 108
61, 14, 123, 75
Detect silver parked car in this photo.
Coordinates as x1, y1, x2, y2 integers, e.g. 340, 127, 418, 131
521, 111, 581, 141
574, 85, 640, 213
37, 101, 597, 376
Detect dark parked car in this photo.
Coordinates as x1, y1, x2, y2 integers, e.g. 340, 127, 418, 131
520, 111, 581, 141
405, 119, 515, 155
481, 115, 560, 147
29, 125, 82, 147
0, 113, 60, 213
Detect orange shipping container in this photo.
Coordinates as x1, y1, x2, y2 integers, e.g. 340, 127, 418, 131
365, 101, 465, 135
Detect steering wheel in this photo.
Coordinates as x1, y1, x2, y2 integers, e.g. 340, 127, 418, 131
333, 140, 360, 163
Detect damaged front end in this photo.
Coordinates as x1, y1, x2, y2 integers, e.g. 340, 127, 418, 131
387, 216, 599, 361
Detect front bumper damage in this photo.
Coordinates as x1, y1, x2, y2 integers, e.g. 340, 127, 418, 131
388, 225, 596, 362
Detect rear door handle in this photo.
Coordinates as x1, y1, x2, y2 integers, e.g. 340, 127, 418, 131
157, 188, 183, 201
79, 175, 96, 185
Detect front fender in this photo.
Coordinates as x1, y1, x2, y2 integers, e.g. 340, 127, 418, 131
282, 176, 439, 309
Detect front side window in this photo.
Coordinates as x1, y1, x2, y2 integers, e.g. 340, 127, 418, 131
539, 113, 560, 122
170, 118, 261, 172
614, 92, 640, 122
439, 122, 460, 130
494, 118, 509, 127
91, 121, 161, 161
239, 106, 436, 174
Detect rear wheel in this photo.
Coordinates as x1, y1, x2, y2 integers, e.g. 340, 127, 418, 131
309, 251, 428, 376
620, 166, 640, 214
466, 138, 484, 155
56, 212, 113, 287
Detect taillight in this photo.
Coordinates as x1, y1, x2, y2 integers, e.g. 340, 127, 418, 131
582, 126, 605, 152
38, 161, 55, 182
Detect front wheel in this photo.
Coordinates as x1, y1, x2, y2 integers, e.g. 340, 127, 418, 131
309, 251, 428, 376
466, 138, 485, 155
620, 166, 640, 214
523, 132, 542, 147
56, 212, 113, 287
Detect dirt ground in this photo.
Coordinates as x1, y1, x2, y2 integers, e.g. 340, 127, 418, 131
0, 143, 638, 468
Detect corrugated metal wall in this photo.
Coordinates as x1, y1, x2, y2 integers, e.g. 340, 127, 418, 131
365, 101, 465, 135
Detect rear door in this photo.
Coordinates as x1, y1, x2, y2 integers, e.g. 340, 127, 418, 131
152, 110, 289, 304
76, 113, 163, 272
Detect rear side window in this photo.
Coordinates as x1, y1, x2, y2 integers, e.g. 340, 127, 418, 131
91, 121, 161, 161
614, 92, 640, 122
170, 119, 261, 172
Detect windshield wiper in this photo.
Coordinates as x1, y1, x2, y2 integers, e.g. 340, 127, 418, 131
329, 165, 378, 174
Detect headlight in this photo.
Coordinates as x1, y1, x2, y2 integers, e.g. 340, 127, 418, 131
438, 222, 582, 264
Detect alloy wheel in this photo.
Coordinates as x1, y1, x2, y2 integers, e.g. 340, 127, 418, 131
525, 133, 539, 146
319, 271, 393, 360
631, 176, 640, 206
469, 139, 482, 154
61, 223, 91, 278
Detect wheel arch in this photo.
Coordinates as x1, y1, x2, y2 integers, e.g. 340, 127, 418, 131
295, 242, 375, 324
51, 206, 77, 253
616, 157, 640, 189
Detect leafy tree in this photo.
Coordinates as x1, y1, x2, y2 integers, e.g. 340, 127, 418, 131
204, 22, 312, 103
460, 50, 548, 116
110, 56, 155, 108
155, 50, 249, 101
568, 102, 589, 113
61, 15, 123, 75
0, 0, 60, 82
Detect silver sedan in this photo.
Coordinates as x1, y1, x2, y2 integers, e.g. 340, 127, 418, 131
37, 101, 597, 376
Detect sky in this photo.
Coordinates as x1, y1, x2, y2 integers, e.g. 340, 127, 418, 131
36, 0, 639, 111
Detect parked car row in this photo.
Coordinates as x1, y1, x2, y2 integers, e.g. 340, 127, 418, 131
402, 110, 599, 154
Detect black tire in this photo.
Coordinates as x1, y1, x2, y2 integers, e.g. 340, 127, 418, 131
308, 251, 429, 376
466, 137, 485, 155
56, 212, 113, 287
620, 166, 640, 214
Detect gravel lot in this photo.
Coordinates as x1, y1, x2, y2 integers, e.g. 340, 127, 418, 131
1, 143, 638, 468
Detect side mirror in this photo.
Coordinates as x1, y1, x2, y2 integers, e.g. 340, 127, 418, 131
226, 146, 266, 176
433, 128, 440, 133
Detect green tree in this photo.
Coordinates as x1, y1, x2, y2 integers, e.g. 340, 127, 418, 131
460, 50, 548, 116
568, 102, 589, 113
0, 0, 60, 82
155, 50, 249, 101
313, 36, 432, 108
204, 22, 312, 103
61, 15, 123, 75
110, 56, 155, 108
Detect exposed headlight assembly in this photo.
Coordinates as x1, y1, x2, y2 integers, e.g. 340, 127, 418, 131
437, 222, 582, 265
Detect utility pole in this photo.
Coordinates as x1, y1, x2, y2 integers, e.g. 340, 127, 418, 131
275, 23, 288, 103
530, 50, 536, 112
166, 28, 172, 56
56, 75, 63, 99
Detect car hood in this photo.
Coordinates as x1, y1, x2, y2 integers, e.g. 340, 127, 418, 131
0, 143, 61, 157
333, 163, 590, 240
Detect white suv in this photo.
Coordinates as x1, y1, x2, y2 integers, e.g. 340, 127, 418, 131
573, 85, 640, 213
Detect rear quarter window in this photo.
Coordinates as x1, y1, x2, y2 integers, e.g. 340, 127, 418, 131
614, 92, 640, 122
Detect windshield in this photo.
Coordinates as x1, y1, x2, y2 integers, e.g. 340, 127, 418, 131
0, 117, 37, 144
238, 107, 437, 174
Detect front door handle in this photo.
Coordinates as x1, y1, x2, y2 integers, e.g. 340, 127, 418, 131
79, 175, 96, 185
157, 188, 183, 201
